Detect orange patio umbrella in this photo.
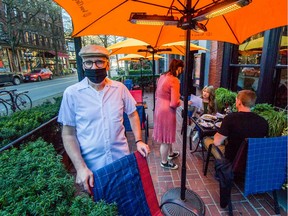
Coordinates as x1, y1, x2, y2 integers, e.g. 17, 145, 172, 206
108, 38, 207, 56
54, 0, 287, 46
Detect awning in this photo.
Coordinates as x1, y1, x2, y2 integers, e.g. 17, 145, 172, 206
48, 50, 69, 58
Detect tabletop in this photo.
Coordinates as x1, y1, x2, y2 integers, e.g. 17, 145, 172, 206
190, 116, 220, 139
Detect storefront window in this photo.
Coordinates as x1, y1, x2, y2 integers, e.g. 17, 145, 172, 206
275, 27, 287, 109
236, 32, 263, 91
237, 66, 260, 91
1, 49, 10, 71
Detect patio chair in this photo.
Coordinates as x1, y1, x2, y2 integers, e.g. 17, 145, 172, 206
202, 137, 226, 176
92, 152, 198, 216
92, 151, 163, 216
204, 136, 287, 215
124, 79, 133, 90
123, 105, 149, 143
244, 136, 287, 215
130, 89, 143, 104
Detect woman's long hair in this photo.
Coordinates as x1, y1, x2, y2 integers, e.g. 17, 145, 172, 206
202, 85, 217, 114
163, 59, 184, 77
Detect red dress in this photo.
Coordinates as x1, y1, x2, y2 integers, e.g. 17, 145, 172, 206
153, 73, 181, 144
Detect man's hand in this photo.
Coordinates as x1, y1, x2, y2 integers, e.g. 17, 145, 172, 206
136, 141, 150, 157
75, 167, 94, 195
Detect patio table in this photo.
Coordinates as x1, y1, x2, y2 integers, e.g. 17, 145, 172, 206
189, 116, 218, 153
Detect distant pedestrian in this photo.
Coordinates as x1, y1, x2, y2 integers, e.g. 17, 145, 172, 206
153, 59, 184, 170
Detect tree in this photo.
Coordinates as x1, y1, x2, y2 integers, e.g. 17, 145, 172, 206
0, 0, 50, 72
41, 1, 65, 75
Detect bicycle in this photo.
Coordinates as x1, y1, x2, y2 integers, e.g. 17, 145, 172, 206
0, 88, 32, 117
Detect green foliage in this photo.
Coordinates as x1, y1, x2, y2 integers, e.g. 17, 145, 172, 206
0, 97, 62, 148
282, 127, 288, 136
0, 139, 118, 215
128, 69, 152, 76
255, 110, 288, 137
124, 74, 159, 87
215, 88, 237, 112
252, 103, 274, 113
253, 103, 288, 137
69, 196, 118, 216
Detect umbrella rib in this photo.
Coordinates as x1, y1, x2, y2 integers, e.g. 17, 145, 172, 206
223, 15, 240, 44
73, 0, 129, 37
132, 0, 180, 12
110, 47, 124, 56
173, 45, 185, 55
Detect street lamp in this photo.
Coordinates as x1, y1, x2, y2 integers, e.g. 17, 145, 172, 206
24, 52, 33, 72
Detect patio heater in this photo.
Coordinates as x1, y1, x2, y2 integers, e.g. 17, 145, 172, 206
129, 0, 251, 215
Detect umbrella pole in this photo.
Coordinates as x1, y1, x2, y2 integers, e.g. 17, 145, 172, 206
160, 0, 205, 215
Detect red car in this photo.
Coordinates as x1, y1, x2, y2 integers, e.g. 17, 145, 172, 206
24, 68, 53, 82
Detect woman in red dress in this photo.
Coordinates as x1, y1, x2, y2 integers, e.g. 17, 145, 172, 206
153, 59, 184, 170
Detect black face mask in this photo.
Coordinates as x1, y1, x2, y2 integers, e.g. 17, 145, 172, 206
84, 68, 107, 84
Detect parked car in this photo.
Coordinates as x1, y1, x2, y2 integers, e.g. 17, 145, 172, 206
24, 68, 53, 82
0, 68, 23, 86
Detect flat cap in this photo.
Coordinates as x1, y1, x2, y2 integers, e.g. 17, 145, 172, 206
79, 45, 109, 58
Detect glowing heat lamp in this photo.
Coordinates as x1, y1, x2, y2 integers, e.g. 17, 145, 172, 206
129, 13, 179, 26
193, 0, 252, 21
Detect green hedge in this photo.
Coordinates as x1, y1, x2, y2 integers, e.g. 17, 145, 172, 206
124, 74, 160, 87
0, 139, 117, 215
128, 69, 152, 76
0, 98, 62, 148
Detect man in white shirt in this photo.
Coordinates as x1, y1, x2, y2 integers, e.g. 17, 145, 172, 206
58, 45, 150, 194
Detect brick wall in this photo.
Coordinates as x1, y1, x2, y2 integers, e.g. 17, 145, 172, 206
208, 41, 224, 88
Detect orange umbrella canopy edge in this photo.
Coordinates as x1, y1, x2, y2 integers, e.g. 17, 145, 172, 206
53, 0, 287, 45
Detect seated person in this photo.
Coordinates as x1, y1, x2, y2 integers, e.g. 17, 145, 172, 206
189, 85, 217, 141
214, 90, 269, 162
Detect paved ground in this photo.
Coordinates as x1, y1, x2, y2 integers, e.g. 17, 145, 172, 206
127, 91, 287, 216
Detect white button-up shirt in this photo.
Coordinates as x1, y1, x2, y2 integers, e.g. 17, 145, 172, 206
58, 77, 136, 172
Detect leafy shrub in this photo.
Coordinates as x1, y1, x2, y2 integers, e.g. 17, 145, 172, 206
0, 97, 62, 148
0, 139, 118, 215
282, 127, 288, 136
215, 88, 237, 112
253, 103, 288, 137
69, 196, 118, 216
252, 103, 275, 113
128, 69, 152, 76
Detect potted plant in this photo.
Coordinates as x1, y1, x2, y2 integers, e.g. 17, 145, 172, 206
215, 88, 237, 113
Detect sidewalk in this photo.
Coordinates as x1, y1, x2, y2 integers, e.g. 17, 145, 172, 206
127, 91, 287, 216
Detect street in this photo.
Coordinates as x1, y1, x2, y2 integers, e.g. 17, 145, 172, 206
2, 74, 78, 106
